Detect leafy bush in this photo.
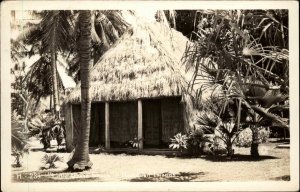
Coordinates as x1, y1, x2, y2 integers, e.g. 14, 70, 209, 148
235, 128, 270, 147
27, 112, 65, 150
129, 136, 143, 151
259, 128, 271, 143
169, 133, 188, 153
93, 144, 105, 153
207, 136, 228, 156
12, 145, 29, 167
41, 154, 64, 169
11, 110, 29, 167
195, 109, 240, 157
187, 129, 211, 156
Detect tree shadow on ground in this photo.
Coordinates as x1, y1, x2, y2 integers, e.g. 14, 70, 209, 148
129, 172, 207, 182
202, 154, 279, 162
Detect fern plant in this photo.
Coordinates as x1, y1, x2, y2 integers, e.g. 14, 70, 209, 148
94, 144, 105, 154
41, 154, 64, 169
129, 136, 143, 151
169, 133, 188, 153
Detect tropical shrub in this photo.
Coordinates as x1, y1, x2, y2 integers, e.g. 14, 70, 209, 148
12, 145, 29, 167
93, 144, 105, 154
187, 128, 211, 156
11, 110, 29, 167
129, 136, 143, 151
40, 128, 52, 149
27, 112, 66, 150
51, 123, 65, 148
195, 108, 243, 157
235, 128, 270, 147
183, 9, 289, 158
207, 136, 229, 156
41, 154, 64, 169
169, 133, 188, 153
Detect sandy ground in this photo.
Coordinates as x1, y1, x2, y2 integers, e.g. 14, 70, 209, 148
12, 138, 290, 182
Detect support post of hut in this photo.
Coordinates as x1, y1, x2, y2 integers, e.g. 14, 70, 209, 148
64, 103, 74, 152
138, 99, 143, 150
105, 102, 110, 150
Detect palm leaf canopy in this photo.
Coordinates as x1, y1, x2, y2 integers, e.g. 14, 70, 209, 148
25, 55, 76, 99
68, 10, 130, 82
66, 20, 191, 103
18, 10, 74, 54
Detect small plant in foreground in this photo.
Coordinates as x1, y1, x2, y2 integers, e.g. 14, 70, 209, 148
41, 154, 64, 169
169, 133, 188, 153
94, 144, 105, 153
11, 110, 30, 167
11, 145, 29, 167
129, 136, 143, 151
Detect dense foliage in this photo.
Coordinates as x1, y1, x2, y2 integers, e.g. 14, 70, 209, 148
183, 10, 289, 157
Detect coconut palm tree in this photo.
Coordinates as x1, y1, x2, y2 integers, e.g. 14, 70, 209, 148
67, 10, 93, 171
18, 10, 74, 118
183, 10, 289, 157
24, 55, 59, 108
68, 10, 129, 82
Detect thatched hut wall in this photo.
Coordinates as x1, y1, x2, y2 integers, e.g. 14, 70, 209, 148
161, 97, 184, 142
68, 103, 106, 148
109, 101, 138, 147
90, 103, 105, 146
181, 93, 197, 133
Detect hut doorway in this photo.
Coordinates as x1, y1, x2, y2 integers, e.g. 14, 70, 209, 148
109, 101, 138, 148
142, 99, 162, 148
90, 103, 105, 146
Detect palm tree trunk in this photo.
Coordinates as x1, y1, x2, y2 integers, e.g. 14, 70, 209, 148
67, 10, 93, 171
226, 140, 234, 158
34, 94, 42, 112
251, 110, 259, 157
251, 127, 260, 157
50, 94, 52, 111
51, 31, 60, 118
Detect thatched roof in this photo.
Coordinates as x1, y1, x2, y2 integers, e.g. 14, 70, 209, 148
66, 21, 190, 103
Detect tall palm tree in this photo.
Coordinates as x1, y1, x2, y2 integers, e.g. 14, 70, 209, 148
68, 10, 129, 82
67, 10, 92, 171
18, 11, 74, 118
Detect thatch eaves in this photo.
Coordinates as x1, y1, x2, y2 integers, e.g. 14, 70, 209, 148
66, 21, 190, 103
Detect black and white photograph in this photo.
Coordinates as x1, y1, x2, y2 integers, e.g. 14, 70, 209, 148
1, 1, 299, 191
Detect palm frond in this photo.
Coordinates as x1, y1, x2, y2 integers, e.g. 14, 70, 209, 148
251, 105, 289, 129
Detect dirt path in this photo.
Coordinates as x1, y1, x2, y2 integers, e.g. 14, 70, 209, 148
12, 140, 290, 182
